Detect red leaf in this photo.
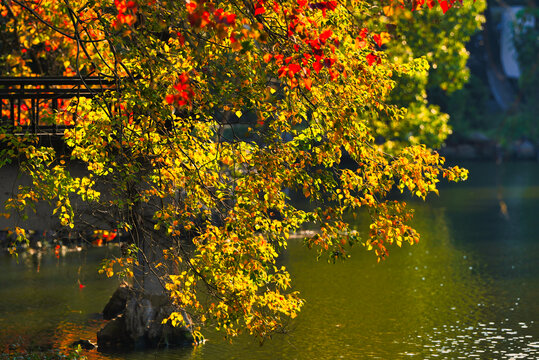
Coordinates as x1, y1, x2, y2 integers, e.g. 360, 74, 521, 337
254, 6, 265, 15
359, 28, 368, 40
319, 29, 333, 43
373, 34, 382, 48
289, 63, 301, 74
165, 94, 175, 104
438, 0, 449, 14
179, 73, 189, 83
200, 11, 210, 27
177, 32, 185, 46
309, 39, 321, 50
366, 53, 378, 66
313, 61, 323, 73
214, 8, 224, 20
226, 13, 236, 25
326, 1, 338, 10
79, 283, 86, 289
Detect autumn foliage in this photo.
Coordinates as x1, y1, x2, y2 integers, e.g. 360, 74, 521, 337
0, 0, 472, 340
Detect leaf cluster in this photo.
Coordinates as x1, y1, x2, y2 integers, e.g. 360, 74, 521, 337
0, 0, 469, 340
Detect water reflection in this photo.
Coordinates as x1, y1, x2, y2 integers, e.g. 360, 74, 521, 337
404, 320, 538, 359
1, 162, 538, 359
0, 246, 120, 355
277, 205, 498, 359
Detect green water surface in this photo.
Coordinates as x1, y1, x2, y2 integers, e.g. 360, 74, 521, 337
1, 162, 539, 359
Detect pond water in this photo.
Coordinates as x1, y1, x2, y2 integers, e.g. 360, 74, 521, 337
1, 162, 539, 359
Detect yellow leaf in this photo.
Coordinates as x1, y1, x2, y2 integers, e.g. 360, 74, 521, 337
383, 5, 394, 16
379, 32, 391, 46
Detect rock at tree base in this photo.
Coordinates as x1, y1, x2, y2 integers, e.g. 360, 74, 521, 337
98, 285, 193, 351
102, 284, 133, 320
97, 314, 133, 351
147, 306, 194, 348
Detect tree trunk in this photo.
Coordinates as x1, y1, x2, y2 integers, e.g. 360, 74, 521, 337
97, 205, 193, 351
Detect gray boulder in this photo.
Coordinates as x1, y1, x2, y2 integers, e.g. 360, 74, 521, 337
97, 286, 193, 351
102, 284, 133, 320
97, 314, 133, 351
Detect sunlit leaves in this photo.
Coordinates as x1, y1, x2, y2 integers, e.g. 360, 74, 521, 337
0, 0, 473, 342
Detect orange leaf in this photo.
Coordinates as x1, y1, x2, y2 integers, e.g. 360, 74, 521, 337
263, 53, 273, 63
303, 78, 312, 91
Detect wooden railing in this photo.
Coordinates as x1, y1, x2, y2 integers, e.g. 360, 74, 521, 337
0, 77, 114, 135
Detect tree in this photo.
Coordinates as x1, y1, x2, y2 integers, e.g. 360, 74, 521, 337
356, 0, 486, 150
0, 0, 469, 343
